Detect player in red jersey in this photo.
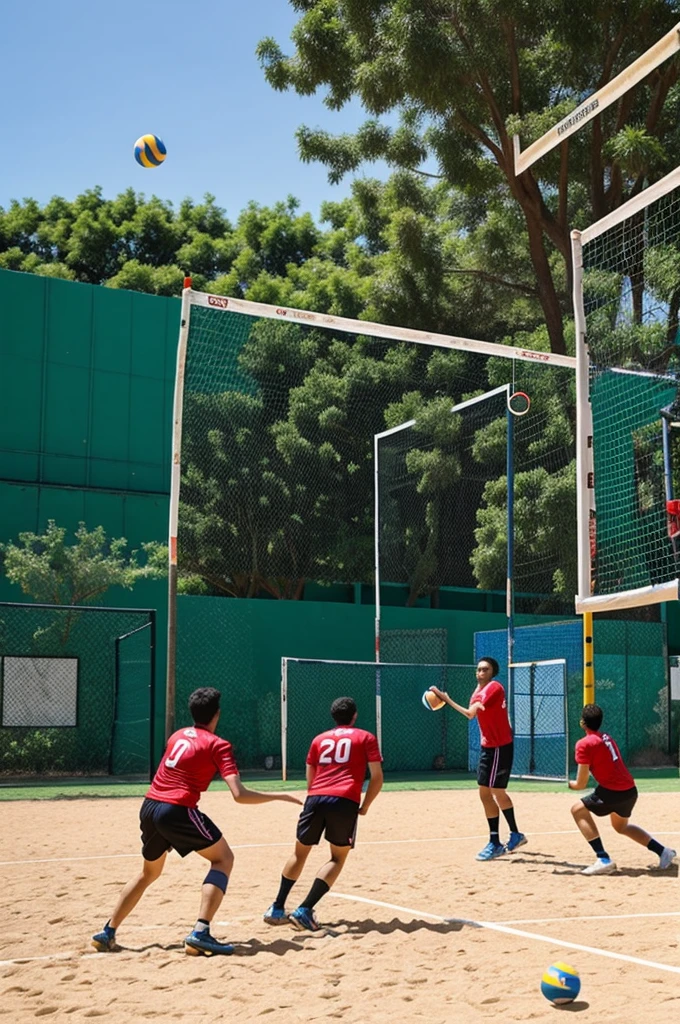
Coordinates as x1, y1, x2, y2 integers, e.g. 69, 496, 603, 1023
263, 696, 383, 932
91, 687, 301, 956
569, 703, 676, 875
429, 656, 526, 861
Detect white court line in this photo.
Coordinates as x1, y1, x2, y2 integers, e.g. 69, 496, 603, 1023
0, 829, 583, 866
331, 892, 680, 976
3, 828, 680, 866
500, 911, 680, 925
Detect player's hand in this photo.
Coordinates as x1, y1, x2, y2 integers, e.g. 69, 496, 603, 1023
280, 794, 303, 805
358, 805, 369, 816
430, 685, 447, 699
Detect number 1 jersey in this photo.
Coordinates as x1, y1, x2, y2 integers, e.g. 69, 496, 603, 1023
307, 727, 382, 804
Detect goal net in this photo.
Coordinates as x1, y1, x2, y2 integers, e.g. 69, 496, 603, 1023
573, 167, 680, 612
281, 657, 476, 776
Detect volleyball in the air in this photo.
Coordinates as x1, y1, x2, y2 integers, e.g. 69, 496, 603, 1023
134, 134, 167, 168
540, 962, 581, 1004
422, 689, 445, 711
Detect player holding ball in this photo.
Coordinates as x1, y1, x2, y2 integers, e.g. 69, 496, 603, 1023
428, 656, 526, 861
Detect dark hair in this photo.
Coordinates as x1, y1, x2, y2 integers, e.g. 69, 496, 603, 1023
478, 656, 500, 677
581, 703, 603, 730
189, 687, 221, 725
331, 696, 357, 726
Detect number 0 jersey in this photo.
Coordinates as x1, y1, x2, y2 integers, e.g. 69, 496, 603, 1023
574, 730, 634, 790
306, 727, 382, 804
146, 726, 239, 808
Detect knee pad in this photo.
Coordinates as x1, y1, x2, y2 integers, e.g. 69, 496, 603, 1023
203, 869, 228, 893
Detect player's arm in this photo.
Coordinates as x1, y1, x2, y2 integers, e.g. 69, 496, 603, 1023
429, 686, 485, 720
224, 774, 302, 805
568, 763, 591, 790
358, 761, 383, 816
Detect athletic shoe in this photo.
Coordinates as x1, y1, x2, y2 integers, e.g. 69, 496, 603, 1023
263, 903, 289, 925
581, 857, 616, 876
505, 832, 527, 852
476, 841, 507, 861
91, 929, 117, 952
184, 930, 234, 956
658, 847, 677, 870
288, 906, 320, 932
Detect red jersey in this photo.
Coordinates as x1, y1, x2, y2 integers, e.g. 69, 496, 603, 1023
146, 725, 239, 808
574, 730, 635, 791
473, 679, 513, 748
306, 726, 382, 804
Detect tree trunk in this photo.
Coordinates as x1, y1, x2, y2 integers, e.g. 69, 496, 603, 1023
523, 210, 568, 356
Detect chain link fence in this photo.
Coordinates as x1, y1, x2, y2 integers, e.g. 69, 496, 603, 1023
0, 603, 155, 777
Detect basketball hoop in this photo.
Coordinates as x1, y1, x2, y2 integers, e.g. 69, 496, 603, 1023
666, 499, 680, 540
508, 391, 531, 416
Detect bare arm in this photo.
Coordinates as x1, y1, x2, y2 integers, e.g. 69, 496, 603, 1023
358, 761, 384, 816
568, 763, 591, 791
224, 774, 303, 805
429, 686, 484, 720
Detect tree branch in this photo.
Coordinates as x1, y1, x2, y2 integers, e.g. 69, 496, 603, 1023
448, 268, 537, 297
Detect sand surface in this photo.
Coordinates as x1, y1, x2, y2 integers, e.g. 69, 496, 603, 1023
1, 788, 679, 1022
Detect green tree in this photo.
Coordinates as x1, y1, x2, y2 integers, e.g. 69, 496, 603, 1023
258, 0, 680, 353
1, 521, 164, 606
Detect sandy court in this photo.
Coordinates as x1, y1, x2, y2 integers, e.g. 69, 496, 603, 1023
0, 788, 679, 1023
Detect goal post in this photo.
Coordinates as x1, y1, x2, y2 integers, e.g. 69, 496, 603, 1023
281, 657, 477, 779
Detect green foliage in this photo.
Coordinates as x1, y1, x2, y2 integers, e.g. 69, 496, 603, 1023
0, 521, 165, 605
259, 0, 680, 354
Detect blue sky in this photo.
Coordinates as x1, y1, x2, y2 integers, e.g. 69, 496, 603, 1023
0, 0, 389, 223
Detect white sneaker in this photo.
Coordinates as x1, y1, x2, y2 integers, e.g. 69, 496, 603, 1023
581, 857, 616, 876
658, 847, 677, 870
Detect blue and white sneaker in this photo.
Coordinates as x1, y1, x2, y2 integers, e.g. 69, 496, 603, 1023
289, 906, 320, 932
476, 841, 507, 862
506, 831, 527, 852
263, 903, 288, 925
184, 930, 234, 956
91, 927, 117, 952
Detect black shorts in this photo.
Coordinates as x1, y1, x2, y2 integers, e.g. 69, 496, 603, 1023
582, 785, 638, 818
296, 795, 360, 848
140, 797, 223, 860
477, 742, 514, 789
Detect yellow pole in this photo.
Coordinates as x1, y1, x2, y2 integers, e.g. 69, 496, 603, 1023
583, 611, 595, 705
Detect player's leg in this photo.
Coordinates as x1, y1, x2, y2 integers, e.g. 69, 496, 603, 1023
571, 796, 616, 875
476, 745, 519, 860
265, 795, 322, 925
183, 835, 235, 956
92, 853, 167, 952
289, 797, 358, 931
491, 788, 527, 852
264, 839, 313, 924
91, 798, 170, 951
289, 843, 353, 933
610, 812, 677, 868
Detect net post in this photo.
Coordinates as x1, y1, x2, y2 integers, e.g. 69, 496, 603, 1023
506, 386, 515, 718
583, 611, 594, 706
281, 657, 288, 782
166, 280, 193, 740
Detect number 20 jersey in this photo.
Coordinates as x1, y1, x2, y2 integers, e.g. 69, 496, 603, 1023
306, 727, 382, 804
146, 726, 239, 808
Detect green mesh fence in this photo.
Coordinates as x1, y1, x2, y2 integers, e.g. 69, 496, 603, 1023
0, 603, 154, 777
475, 618, 671, 767
283, 658, 477, 774
582, 186, 680, 598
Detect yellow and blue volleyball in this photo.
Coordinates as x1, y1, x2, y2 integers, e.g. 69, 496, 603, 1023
541, 962, 581, 1004
134, 134, 167, 168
